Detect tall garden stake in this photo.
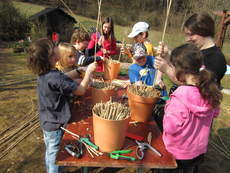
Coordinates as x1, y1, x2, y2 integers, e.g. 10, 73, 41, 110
153, 0, 172, 88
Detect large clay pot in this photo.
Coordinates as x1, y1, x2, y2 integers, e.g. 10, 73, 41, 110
93, 108, 130, 152
91, 86, 115, 107
127, 88, 160, 122
103, 61, 120, 80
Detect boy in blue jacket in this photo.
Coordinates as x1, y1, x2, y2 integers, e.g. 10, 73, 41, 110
129, 42, 168, 132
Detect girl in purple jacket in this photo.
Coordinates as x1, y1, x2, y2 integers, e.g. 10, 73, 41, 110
162, 43, 222, 173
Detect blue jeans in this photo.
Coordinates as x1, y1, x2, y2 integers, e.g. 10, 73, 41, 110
43, 129, 64, 173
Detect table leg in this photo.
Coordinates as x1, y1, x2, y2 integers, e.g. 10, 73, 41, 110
138, 168, 142, 173
83, 167, 88, 173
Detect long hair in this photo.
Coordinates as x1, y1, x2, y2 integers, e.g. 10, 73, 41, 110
170, 43, 222, 108
57, 43, 77, 68
99, 16, 115, 41
27, 38, 55, 74
184, 12, 215, 37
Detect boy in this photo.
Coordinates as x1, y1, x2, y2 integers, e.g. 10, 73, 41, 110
27, 38, 97, 173
122, 22, 165, 89
71, 29, 104, 66
122, 22, 155, 60
129, 42, 168, 132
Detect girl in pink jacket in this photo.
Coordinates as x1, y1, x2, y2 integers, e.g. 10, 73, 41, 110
87, 16, 118, 72
162, 43, 222, 173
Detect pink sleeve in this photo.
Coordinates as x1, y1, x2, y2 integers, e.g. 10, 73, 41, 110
109, 38, 118, 56
163, 97, 185, 135
87, 33, 96, 49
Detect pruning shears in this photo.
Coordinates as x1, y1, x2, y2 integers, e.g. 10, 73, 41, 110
64, 142, 82, 159
79, 134, 98, 149
102, 149, 135, 161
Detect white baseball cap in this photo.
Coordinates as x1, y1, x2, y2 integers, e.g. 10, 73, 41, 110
128, 22, 149, 38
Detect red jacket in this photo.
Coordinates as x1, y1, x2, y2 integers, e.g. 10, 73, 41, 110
87, 32, 118, 72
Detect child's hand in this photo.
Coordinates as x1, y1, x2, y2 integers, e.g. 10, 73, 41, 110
122, 80, 131, 88
121, 47, 130, 55
154, 56, 168, 73
98, 36, 105, 46
155, 79, 166, 91
157, 42, 168, 58
101, 48, 109, 55
100, 56, 106, 61
86, 62, 97, 74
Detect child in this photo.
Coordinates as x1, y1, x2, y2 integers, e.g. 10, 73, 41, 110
56, 42, 88, 109
71, 29, 105, 66
87, 16, 118, 72
122, 22, 165, 90
57, 42, 86, 80
129, 42, 168, 130
123, 21, 155, 58
27, 38, 97, 173
162, 43, 222, 173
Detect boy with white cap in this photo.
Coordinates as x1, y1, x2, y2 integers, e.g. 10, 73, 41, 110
129, 42, 168, 132
122, 22, 165, 90
122, 21, 155, 59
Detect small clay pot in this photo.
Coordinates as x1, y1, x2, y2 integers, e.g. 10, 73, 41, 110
91, 86, 115, 107
103, 61, 120, 80
92, 108, 130, 152
127, 89, 160, 122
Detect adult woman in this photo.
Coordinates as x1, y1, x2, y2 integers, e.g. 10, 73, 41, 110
87, 16, 118, 72
155, 12, 227, 92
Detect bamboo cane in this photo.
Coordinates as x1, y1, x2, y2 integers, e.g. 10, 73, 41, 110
153, 0, 172, 88
94, 0, 102, 62
118, 38, 125, 62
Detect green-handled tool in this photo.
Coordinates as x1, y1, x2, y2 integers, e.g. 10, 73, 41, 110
60, 127, 98, 150
102, 149, 135, 161
79, 134, 99, 150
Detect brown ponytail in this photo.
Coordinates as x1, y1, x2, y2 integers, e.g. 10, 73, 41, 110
170, 43, 222, 108
197, 69, 222, 108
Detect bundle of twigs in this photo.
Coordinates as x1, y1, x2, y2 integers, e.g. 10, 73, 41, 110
128, 83, 160, 97
105, 58, 120, 64
92, 81, 115, 90
93, 101, 130, 120
0, 105, 40, 159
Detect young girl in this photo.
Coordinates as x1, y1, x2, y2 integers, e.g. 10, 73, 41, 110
56, 42, 86, 83
56, 43, 87, 109
162, 43, 222, 173
87, 16, 118, 72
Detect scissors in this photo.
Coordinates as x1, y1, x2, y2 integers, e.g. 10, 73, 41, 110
135, 140, 162, 159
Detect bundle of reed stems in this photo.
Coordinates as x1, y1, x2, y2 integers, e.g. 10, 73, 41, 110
93, 101, 130, 120
105, 58, 119, 64
128, 83, 160, 97
92, 81, 115, 90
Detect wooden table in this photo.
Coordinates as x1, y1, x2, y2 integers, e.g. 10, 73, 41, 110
55, 81, 177, 172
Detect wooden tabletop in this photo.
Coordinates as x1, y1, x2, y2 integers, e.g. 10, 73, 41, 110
55, 81, 177, 169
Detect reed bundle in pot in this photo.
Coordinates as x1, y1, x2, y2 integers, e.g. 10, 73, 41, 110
127, 83, 161, 122
91, 81, 115, 107
93, 101, 131, 152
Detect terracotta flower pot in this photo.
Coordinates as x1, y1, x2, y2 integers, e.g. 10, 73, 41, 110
92, 108, 130, 152
127, 88, 160, 122
91, 86, 115, 107
103, 61, 120, 80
